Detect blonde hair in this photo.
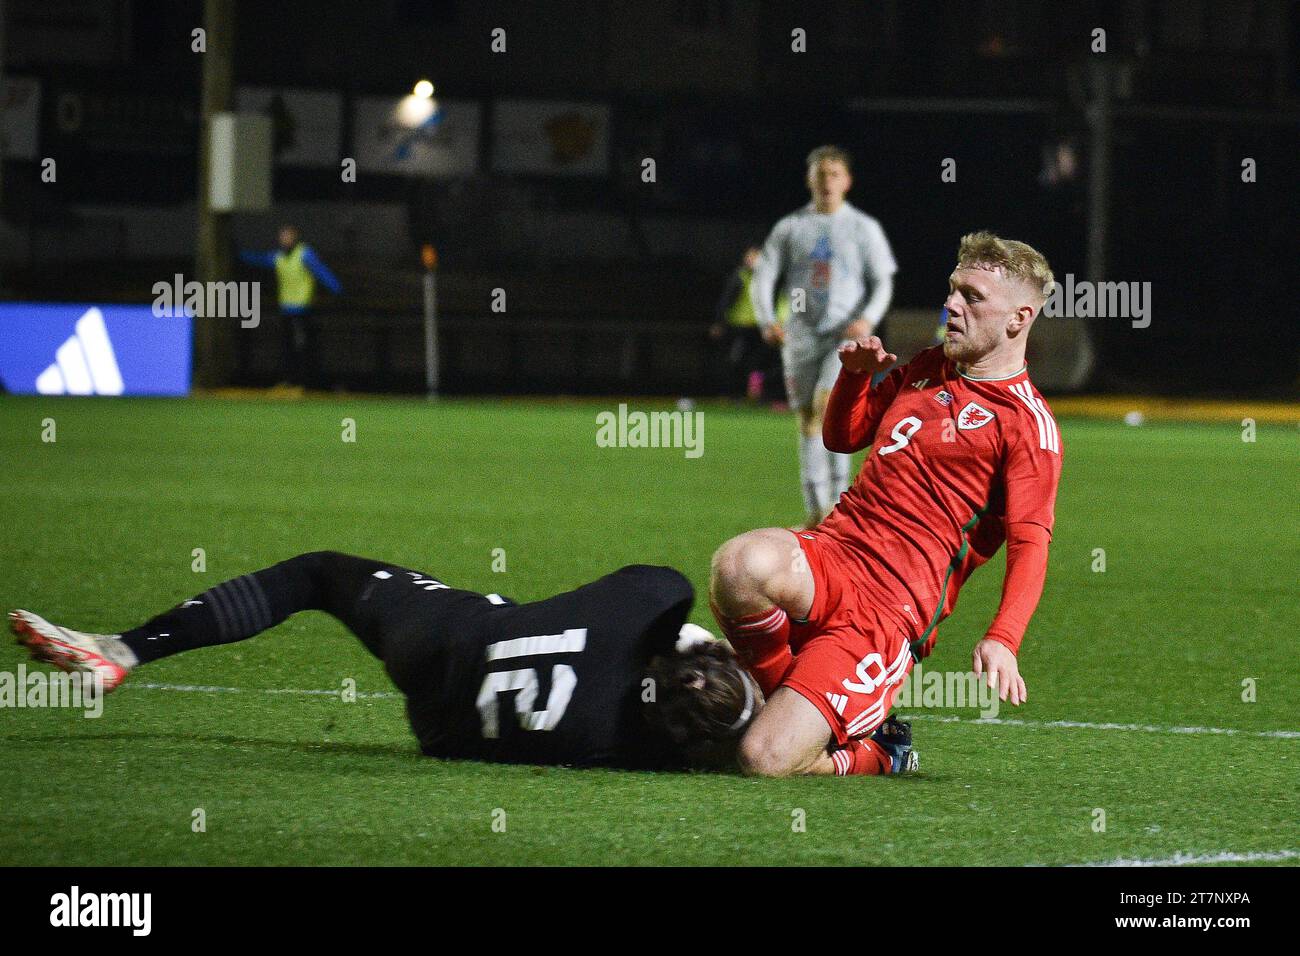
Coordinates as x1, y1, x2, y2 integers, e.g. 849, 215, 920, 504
806, 144, 852, 173
956, 231, 1055, 305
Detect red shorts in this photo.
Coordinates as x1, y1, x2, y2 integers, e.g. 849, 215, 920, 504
784, 530, 914, 746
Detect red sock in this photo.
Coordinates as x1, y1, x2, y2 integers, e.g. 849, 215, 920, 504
829, 737, 892, 776
710, 600, 792, 696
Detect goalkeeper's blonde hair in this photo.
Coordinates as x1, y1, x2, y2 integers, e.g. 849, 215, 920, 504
956, 231, 1056, 305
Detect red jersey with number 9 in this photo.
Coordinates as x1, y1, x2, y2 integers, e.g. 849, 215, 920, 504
819, 345, 1062, 650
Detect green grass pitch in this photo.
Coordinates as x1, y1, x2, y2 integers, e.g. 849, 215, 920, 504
0, 395, 1296, 866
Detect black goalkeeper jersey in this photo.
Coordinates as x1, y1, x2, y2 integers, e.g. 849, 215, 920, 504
385, 564, 695, 769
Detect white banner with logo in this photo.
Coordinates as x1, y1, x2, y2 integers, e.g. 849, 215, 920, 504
353, 96, 479, 177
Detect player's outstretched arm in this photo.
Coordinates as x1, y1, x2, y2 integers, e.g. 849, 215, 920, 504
979, 407, 1062, 707
237, 249, 277, 269
823, 337, 899, 453
302, 246, 343, 295
973, 522, 1052, 706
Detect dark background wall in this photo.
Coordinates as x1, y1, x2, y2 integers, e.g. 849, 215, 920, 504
3, 0, 1297, 395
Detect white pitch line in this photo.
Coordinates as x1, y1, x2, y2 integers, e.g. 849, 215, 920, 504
1070, 849, 1300, 868
129, 681, 401, 701
899, 712, 1300, 740
124, 684, 1300, 740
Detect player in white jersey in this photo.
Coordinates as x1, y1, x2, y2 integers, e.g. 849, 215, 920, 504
750, 145, 898, 526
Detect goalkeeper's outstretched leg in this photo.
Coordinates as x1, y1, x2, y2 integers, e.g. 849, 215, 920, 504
10, 551, 463, 692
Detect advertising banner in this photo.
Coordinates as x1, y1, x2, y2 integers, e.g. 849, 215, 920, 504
0, 303, 192, 397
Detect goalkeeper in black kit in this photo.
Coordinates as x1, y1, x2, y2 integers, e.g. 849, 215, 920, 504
10, 552, 761, 769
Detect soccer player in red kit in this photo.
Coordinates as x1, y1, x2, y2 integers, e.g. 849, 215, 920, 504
710, 231, 1062, 777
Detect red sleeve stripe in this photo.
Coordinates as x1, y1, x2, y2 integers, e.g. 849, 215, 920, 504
1009, 382, 1059, 453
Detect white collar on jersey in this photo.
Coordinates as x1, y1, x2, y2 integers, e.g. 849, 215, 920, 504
955, 363, 1027, 382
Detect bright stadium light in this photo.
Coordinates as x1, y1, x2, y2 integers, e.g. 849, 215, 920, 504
397, 93, 438, 128
398, 80, 440, 129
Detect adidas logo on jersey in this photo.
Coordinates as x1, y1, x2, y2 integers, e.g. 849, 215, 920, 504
825, 692, 848, 716
957, 401, 995, 430
35, 308, 124, 396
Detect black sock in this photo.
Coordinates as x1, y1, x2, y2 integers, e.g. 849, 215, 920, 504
119, 551, 392, 664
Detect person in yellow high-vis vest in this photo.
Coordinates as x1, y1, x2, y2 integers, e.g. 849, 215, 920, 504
240, 225, 342, 387
710, 247, 789, 401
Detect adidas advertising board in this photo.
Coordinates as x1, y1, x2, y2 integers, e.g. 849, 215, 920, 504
0, 303, 191, 396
